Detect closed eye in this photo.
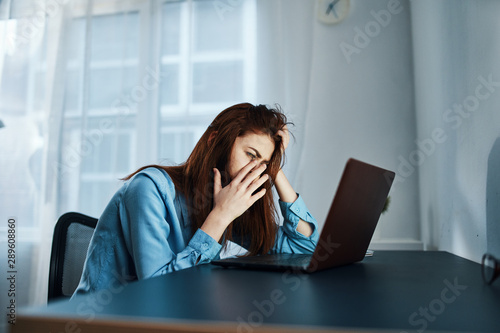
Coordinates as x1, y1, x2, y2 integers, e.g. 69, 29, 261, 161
247, 147, 270, 165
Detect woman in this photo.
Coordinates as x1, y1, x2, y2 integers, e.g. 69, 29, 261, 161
73, 103, 318, 296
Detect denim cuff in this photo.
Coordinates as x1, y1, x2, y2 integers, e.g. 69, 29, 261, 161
279, 193, 317, 238
189, 228, 222, 261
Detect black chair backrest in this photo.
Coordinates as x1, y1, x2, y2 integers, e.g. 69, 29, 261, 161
48, 212, 97, 302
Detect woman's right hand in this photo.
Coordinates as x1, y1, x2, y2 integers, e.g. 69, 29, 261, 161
200, 161, 269, 241
212, 160, 269, 225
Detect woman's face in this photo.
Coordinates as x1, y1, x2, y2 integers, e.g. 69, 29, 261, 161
227, 131, 275, 179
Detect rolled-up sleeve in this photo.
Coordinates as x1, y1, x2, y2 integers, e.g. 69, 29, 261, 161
272, 194, 319, 254
185, 228, 222, 264
122, 173, 221, 279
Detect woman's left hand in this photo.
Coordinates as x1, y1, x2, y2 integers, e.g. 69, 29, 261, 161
277, 125, 290, 153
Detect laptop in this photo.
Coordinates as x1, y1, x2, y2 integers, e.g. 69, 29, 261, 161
211, 158, 395, 273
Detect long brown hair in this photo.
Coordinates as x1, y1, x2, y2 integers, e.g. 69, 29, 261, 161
124, 103, 290, 255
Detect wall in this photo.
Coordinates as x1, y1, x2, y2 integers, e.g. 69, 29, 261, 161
296, 0, 421, 249
411, 0, 500, 262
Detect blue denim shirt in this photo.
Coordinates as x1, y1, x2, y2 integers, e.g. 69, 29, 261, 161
73, 167, 318, 296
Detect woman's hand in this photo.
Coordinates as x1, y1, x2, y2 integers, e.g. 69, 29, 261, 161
201, 160, 269, 241
277, 125, 290, 153
213, 161, 269, 223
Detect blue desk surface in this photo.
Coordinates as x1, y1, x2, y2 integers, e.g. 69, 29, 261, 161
13, 251, 500, 332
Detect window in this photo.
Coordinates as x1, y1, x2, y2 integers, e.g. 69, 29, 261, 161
57, 0, 257, 216
59, 7, 142, 215
0, 16, 47, 229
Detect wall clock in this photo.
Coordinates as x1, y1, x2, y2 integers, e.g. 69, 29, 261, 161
317, 0, 350, 25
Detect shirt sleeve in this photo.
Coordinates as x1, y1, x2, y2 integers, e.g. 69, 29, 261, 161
121, 173, 221, 280
272, 193, 319, 254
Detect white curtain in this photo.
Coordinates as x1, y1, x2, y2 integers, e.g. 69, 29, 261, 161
0, 0, 313, 321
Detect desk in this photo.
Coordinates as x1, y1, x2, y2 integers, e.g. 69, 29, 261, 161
12, 251, 500, 333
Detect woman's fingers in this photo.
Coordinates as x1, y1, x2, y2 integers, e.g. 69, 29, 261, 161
247, 173, 269, 195
240, 163, 267, 188
212, 162, 269, 222
213, 168, 222, 195
277, 125, 290, 151
248, 187, 267, 206
232, 160, 259, 184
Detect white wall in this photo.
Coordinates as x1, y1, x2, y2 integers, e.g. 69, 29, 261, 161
411, 0, 500, 262
296, 0, 422, 249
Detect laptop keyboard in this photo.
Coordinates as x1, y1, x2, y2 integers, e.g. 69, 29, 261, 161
248, 253, 312, 266
273, 254, 312, 266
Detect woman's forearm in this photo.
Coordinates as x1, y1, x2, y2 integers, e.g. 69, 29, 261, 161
200, 209, 232, 243
274, 169, 313, 237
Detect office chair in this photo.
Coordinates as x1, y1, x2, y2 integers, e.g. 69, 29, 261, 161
48, 212, 97, 302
